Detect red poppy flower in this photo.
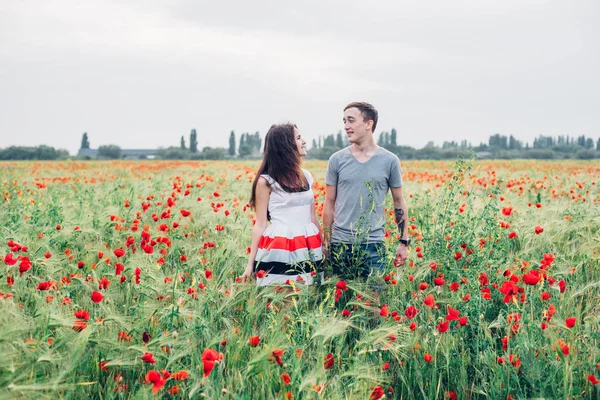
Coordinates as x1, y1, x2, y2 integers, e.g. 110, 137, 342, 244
342, 309, 351, 317
478, 273, 489, 286
437, 321, 449, 333
37, 281, 52, 291
380, 304, 389, 317
114, 263, 125, 275
19, 257, 32, 275
480, 288, 491, 300
3, 253, 17, 266
270, 349, 284, 365
74, 309, 90, 321
424, 294, 435, 308
541, 292, 551, 301
171, 370, 189, 380
117, 332, 131, 342
424, 353, 433, 362
256, 270, 267, 279
98, 276, 111, 290
523, 270, 540, 285
534, 226, 544, 234
499, 281, 521, 303
142, 352, 156, 364
446, 306, 460, 321
248, 336, 260, 347
502, 207, 513, 216
446, 392, 457, 400
405, 305, 419, 319
201, 349, 221, 377
113, 248, 125, 258
281, 372, 291, 385
167, 386, 179, 395
91, 291, 104, 303
561, 343, 570, 356
565, 317, 576, 328
324, 353, 335, 369
370, 386, 385, 400
73, 320, 87, 332
145, 370, 166, 394
558, 280, 566, 293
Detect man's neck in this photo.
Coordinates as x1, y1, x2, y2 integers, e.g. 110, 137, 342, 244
350, 137, 378, 154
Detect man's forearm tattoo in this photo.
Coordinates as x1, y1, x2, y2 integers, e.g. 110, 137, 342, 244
394, 208, 406, 237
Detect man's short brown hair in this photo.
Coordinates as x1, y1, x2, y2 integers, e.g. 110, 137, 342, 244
344, 102, 378, 133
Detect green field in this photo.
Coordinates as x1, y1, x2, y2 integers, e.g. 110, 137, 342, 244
1, 159, 599, 399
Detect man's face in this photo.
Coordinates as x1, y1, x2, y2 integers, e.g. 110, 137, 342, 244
343, 107, 372, 144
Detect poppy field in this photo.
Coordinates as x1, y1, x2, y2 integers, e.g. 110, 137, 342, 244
1, 158, 599, 399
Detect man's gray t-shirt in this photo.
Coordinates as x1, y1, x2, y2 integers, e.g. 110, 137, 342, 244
326, 147, 403, 244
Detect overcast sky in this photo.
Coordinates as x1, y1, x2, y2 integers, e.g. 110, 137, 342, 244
1, 0, 598, 155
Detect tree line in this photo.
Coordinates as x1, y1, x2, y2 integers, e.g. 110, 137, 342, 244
1, 130, 598, 160
156, 130, 262, 160
0, 146, 70, 161
309, 131, 600, 160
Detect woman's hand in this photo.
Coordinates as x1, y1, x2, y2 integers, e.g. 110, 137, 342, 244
240, 263, 254, 283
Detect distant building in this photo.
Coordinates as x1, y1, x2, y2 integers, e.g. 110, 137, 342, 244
475, 151, 492, 159
78, 148, 157, 159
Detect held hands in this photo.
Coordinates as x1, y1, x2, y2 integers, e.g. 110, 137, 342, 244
394, 243, 408, 267
322, 242, 330, 259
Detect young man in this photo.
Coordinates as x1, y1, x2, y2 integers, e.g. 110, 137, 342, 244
323, 102, 409, 282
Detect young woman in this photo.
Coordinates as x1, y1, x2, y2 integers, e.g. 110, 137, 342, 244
241, 123, 323, 286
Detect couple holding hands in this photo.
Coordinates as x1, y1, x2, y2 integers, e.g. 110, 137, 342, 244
242, 102, 409, 288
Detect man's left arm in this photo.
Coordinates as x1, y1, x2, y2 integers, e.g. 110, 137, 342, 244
390, 186, 409, 266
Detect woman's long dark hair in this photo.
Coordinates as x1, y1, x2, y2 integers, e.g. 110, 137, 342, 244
249, 123, 307, 209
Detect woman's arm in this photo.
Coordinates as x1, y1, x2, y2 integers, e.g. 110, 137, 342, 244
241, 177, 270, 281
310, 201, 322, 243
307, 170, 322, 242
